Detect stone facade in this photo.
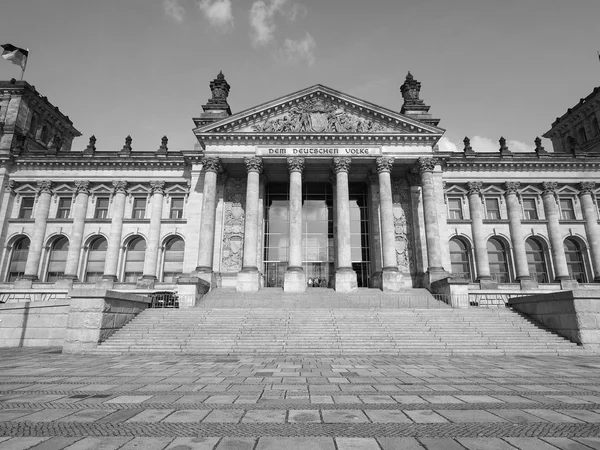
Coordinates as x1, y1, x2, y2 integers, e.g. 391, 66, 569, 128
0, 74, 599, 298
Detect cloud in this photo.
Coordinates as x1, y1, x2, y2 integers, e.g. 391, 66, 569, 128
198, 0, 233, 29
442, 136, 534, 153
163, 0, 186, 23
280, 33, 316, 66
249, 0, 304, 47
437, 137, 459, 152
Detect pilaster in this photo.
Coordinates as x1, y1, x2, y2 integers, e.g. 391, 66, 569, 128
579, 182, 600, 281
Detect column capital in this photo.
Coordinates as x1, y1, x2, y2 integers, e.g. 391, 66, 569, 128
150, 180, 166, 195
375, 156, 395, 174
287, 157, 305, 173
542, 181, 558, 195
112, 180, 128, 194
202, 157, 221, 173
244, 157, 263, 174
467, 181, 483, 196
333, 157, 352, 173
36, 180, 53, 195
74, 180, 90, 195
504, 181, 520, 195
417, 157, 437, 174
580, 181, 596, 195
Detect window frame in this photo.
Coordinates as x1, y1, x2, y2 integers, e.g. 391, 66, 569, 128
484, 197, 501, 220
94, 197, 110, 219
131, 197, 147, 219
447, 197, 464, 220
19, 197, 35, 219
169, 197, 185, 219
56, 197, 72, 219
522, 197, 538, 220
559, 197, 576, 220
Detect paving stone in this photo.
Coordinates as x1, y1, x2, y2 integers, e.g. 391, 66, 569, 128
63, 437, 133, 450
164, 437, 221, 449
540, 437, 598, 450
335, 437, 380, 450
572, 438, 600, 449
0, 438, 51, 450
456, 437, 517, 450
437, 409, 508, 423
57, 409, 114, 422
364, 409, 412, 423
127, 409, 175, 423
421, 395, 464, 404
487, 409, 548, 423
403, 409, 448, 423
417, 438, 466, 450
377, 438, 424, 450
161, 409, 211, 423
242, 409, 287, 423
18, 409, 76, 422
202, 409, 245, 423
119, 438, 175, 450
105, 395, 153, 404
216, 437, 256, 449
321, 409, 369, 423
524, 409, 585, 423
504, 437, 567, 450
288, 410, 321, 423
256, 437, 335, 450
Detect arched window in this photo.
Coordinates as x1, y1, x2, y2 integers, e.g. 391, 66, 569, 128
564, 238, 587, 282
525, 238, 549, 283
578, 127, 587, 144
40, 125, 49, 143
85, 237, 107, 282
162, 237, 185, 282
29, 114, 38, 137
449, 238, 472, 281
46, 237, 69, 282
7, 237, 30, 281
124, 237, 146, 282
487, 238, 510, 283
593, 117, 600, 137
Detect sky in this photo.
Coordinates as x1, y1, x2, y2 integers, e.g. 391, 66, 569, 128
1, 0, 599, 153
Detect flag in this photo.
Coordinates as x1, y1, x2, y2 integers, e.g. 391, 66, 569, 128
1, 44, 28, 70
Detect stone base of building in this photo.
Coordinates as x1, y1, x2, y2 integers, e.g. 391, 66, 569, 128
381, 268, 403, 292
236, 268, 261, 293
423, 267, 450, 289
14, 277, 34, 288
284, 267, 306, 293
371, 271, 382, 289
560, 279, 579, 290
335, 268, 357, 293
193, 269, 217, 290
519, 277, 538, 290
136, 276, 156, 289
55, 277, 75, 289
96, 276, 116, 289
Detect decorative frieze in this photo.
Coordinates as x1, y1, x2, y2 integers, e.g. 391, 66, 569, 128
333, 157, 352, 174
287, 157, 305, 173
244, 157, 263, 174
376, 157, 394, 174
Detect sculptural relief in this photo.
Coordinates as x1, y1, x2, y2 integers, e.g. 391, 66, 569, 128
253, 99, 393, 133
391, 177, 413, 273
221, 178, 246, 272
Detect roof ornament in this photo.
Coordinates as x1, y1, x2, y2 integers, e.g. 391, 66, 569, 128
157, 135, 168, 156
499, 136, 512, 156
534, 137, 547, 156
463, 136, 474, 154
120, 135, 132, 157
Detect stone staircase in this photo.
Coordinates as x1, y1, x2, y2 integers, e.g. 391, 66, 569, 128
94, 289, 584, 356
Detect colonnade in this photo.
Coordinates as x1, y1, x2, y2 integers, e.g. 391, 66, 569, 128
463, 180, 600, 285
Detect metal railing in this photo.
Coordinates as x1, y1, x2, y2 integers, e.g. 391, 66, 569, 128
0, 290, 69, 304
149, 292, 179, 308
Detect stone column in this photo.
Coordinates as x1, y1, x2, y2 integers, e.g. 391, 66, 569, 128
505, 181, 533, 287
376, 157, 402, 291
418, 158, 447, 285
62, 181, 90, 282
579, 182, 600, 281
237, 157, 262, 292
541, 182, 571, 283
284, 157, 306, 292
140, 181, 165, 287
100, 181, 128, 284
333, 157, 357, 292
195, 157, 221, 286
21, 180, 53, 282
466, 181, 491, 282
368, 173, 383, 289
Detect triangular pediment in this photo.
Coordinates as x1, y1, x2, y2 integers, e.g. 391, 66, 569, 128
194, 85, 444, 146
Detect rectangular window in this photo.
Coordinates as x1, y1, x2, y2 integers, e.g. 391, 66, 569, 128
19, 197, 35, 219
447, 198, 463, 220
522, 198, 538, 220
560, 198, 575, 220
94, 197, 110, 219
170, 198, 184, 219
56, 197, 72, 219
485, 198, 501, 220
132, 198, 146, 219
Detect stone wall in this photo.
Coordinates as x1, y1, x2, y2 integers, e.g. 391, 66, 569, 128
508, 289, 600, 349
0, 300, 70, 347
63, 289, 150, 354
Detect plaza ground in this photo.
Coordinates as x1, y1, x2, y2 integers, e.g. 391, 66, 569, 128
0, 349, 599, 449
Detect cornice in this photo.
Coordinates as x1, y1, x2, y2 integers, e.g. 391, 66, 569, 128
444, 154, 600, 172
11, 156, 193, 170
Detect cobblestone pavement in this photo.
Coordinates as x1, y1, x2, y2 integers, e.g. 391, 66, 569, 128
0, 349, 599, 449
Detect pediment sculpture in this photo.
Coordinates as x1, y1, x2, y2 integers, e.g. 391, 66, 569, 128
252, 99, 393, 133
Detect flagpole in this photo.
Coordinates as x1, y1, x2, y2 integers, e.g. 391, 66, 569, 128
20, 48, 29, 81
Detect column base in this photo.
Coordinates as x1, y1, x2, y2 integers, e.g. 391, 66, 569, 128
137, 276, 156, 289
14, 278, 33, 288
284, 267, 306, 293
55, 277, 75, 288
236, 267, 261, 293
560, 279, 579, 290
519, 277, 538, 290
370, 271, 382, 289
381, 267, 403, 292
192, 268, 217, 290
334, 268, 357, 293
423, 267, 450, 289
96, 277, 116, 289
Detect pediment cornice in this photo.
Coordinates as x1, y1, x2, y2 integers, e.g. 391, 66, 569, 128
194, 85, 445, 146
444, 153, 600, 172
